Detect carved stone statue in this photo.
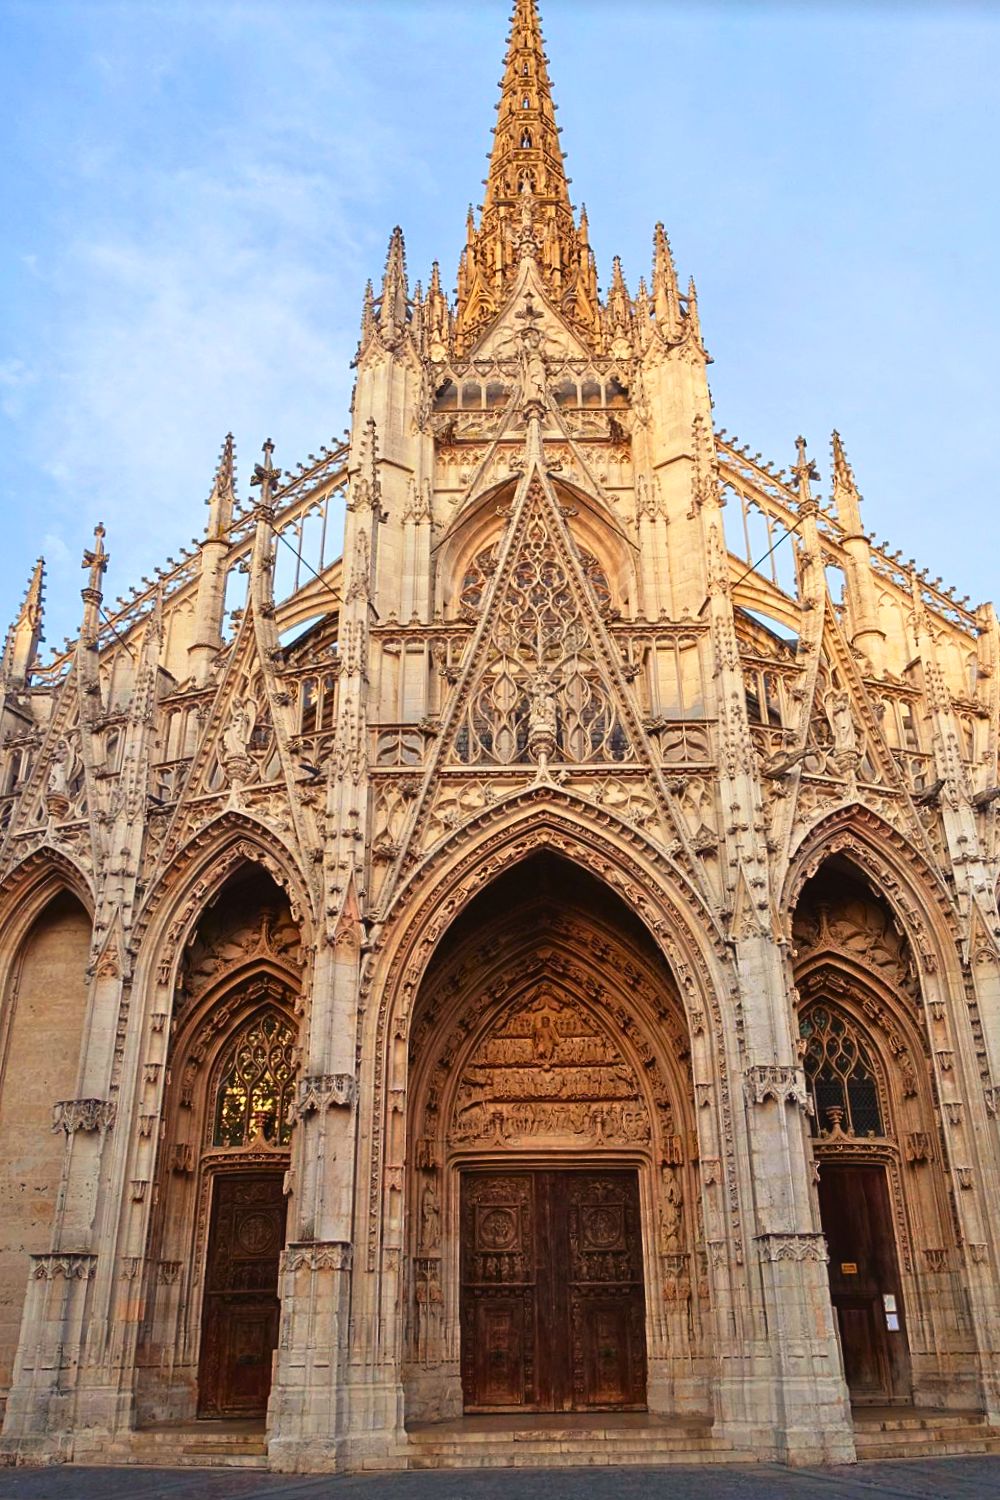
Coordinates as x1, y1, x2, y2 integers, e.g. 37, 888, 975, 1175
518, 323, 548, 411
222, 698, 255, 763
420, 1181, 441, 1251
660, 1168, 684, 1253
526, 669, 559, 763
826, 691, 856, 757
46, 740, 71, 799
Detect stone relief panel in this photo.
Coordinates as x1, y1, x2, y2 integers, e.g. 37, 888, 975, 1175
448, 991, 651, 1148
177, 901, 303, 1011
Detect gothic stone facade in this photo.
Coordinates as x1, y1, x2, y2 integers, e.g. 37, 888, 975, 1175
1, 0, 999, 1476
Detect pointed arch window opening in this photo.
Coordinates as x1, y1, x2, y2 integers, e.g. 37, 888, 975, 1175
801, 1005, 885, 1140
211, 1009, 297, 1149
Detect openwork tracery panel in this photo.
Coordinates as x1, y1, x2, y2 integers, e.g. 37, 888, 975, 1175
800, 1005, 885, 1139
211, 1009, 297, 1148
454, 505, 630, 766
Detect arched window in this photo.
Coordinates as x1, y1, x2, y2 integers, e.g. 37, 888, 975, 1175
801, 1005, 884, 1138
212, 1010, 297, 1148
521, 130, 532, 149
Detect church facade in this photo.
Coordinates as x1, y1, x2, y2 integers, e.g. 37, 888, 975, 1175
1, 0, 999, 1475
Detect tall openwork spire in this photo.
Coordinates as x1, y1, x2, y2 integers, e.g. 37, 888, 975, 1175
455, 0, 598, 350
485, 0, 570, 220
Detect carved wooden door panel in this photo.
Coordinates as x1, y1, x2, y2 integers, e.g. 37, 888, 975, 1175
461, 1173, 537, 1410
198, 1172, 287, 1418
818, 1163, 911, 1405
460, 1169, 647, 1412
564, 1172, 647, 1409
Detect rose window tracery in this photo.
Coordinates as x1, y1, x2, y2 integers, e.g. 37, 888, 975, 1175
212, 1010, 297, 1148
800, 1005, 885, 1138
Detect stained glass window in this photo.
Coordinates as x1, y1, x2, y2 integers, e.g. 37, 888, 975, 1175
800, 1005, 884, 1138
212, 1010, 297, 1148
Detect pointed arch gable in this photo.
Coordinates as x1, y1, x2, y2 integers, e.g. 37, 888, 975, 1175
782, 803, 960, 977
373, 785, 725, 1009
0, 844, 94, 919
129, 814, 315, 1034
360, 792, 744, 1274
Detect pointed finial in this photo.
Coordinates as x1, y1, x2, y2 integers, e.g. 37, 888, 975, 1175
82, 523, 109, 599
360, 278, 376, 344
251, 438, 283, 513
206, 431, 236, 539
1, 556, 45, 687
830, 429, 863, 532
792, 436, 820, 508
607, 255, 632, 332
457, 0, 585, 345
652, 222, 681, 340
350, 417, 383, 525
685, 275, 704, 347
378, 226, 409, 341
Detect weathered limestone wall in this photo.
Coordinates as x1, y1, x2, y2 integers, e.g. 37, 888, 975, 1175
0, 892, 90, 1408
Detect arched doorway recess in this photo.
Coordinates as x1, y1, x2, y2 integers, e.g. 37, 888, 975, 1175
404, 853, 706, 1423
137, 865, 303, 1425
0, 885, 91, 1411
793, 858, 977, 1410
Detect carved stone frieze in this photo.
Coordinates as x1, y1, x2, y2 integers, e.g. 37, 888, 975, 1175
30, 1253, 96, 1280
743, 1064, 812, 1113
280, 1240, 352, 1273
448, 990, 652, 1147
52, 1098, 117, 1134
756, 1233, 829, 1264
295, 1073, 356, 1114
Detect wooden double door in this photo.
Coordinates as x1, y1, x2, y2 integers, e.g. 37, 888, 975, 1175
818, 1163, 912, 1405
198, 1172, 287, 1418
460, 1169, 647, 1412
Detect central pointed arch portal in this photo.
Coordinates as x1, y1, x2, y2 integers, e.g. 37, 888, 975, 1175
377, 817, 733, 1427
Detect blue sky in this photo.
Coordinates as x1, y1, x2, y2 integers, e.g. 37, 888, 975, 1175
2, 0, 998, 651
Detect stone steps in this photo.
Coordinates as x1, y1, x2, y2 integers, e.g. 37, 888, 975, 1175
401, 1424, 756, 1470
853, 1411, 1000, 1461
121, 1426, 269, 1469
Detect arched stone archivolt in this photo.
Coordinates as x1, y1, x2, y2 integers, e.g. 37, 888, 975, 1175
783, 804, 961, 965
790, 852, 985, 1409
0, 846, 94, 940
360, 800, 742, 1292
133, 813, 316, 978
134, 866, 303, 1425
399, 857, 710, 1421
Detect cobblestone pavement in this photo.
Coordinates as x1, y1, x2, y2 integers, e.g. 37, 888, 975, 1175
2, 1462, 1000, 1500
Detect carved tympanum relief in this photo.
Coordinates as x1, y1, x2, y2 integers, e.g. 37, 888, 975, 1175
793, 890, 917, 1002
177, 882, 303, 1010
449, 990, 651, 1147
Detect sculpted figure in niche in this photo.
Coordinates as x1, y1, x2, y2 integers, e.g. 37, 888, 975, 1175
47, 738, 80, 801
518, 317, 548, 409
420, 1180, 441, 1250
531, 1003, 558, 1064
222, 697, 256, 762
527, 671, 560, 762
825, 691, 857, 757
660, 1167, 684, 1252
